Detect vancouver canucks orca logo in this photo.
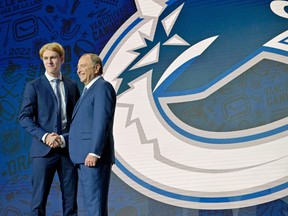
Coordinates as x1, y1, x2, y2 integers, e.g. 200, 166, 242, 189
102, 0, 288, 209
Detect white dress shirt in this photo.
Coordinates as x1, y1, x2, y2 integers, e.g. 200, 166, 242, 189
42, 72, 67, 147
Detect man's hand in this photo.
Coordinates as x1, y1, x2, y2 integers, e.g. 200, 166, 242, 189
45, 132, 62, 148
85, 154, 98, 167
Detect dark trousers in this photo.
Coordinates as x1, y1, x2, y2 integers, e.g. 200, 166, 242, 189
30, 148, 78, 216
77, 163, 112, 216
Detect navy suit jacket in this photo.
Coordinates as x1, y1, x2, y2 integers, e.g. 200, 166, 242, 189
68, 77, 116, 164
19, 75, 80, 157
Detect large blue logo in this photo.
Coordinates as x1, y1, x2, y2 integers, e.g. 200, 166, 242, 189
102, 0, 288, 209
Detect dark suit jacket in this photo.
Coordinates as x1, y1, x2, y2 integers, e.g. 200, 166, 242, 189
19, 74, 80, 157
68, 77, 116, 164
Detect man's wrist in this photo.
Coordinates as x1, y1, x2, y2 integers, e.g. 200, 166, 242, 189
42, 133, 49, 143
59, 135, 66, 148
89, 153, 100, 158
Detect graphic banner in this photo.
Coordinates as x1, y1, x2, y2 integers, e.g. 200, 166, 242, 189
1, 0, 288, 215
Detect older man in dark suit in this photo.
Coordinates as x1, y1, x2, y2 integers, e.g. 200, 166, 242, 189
69, 53, 116, 216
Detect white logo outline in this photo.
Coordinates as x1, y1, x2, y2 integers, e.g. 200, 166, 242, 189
101, 0, 288, 209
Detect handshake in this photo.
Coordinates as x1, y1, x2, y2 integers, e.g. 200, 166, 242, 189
44, 132, 64, 148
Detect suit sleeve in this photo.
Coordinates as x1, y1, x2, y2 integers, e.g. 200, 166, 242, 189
18, 82, 47, 141
90, 82, 116, 156
62, 81, 80, 144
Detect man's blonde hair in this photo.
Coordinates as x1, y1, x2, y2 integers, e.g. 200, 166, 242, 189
39, 42, 65, 59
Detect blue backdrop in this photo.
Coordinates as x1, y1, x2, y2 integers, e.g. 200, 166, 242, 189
1, 0, 288, 215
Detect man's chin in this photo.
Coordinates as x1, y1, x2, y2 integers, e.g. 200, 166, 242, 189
79, 78, 85, 84
46, 70, 59, 76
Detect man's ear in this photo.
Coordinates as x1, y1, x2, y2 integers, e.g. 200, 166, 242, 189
95, 64, 101, 74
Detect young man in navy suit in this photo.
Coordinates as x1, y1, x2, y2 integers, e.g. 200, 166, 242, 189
19, 42, 80, 215
69, 53, 116, 216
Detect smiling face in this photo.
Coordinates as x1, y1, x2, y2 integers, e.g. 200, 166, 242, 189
77, 55, 100, 85
42, 50, 64, 77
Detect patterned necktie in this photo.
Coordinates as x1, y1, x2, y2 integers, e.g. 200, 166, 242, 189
54, 79, 62, 134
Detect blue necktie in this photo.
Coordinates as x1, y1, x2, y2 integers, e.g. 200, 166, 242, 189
81, 87, 87, 98
54, 79, 62, 134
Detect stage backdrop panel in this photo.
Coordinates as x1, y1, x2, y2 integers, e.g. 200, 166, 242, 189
0, 0, 288, 215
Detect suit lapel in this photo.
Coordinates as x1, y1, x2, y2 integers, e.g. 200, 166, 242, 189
72, 77, 102, 119
62, 77, 69, 104
41, 75, 57, 100
72, 87, 90, 118
72, 98, 81, 118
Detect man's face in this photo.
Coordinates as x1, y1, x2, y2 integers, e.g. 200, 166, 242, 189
42, 50, 64, 77
77, 55, 98, 85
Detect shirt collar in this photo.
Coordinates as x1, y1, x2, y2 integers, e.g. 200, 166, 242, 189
85, 75, 101, 89
45, 72, 62, 82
